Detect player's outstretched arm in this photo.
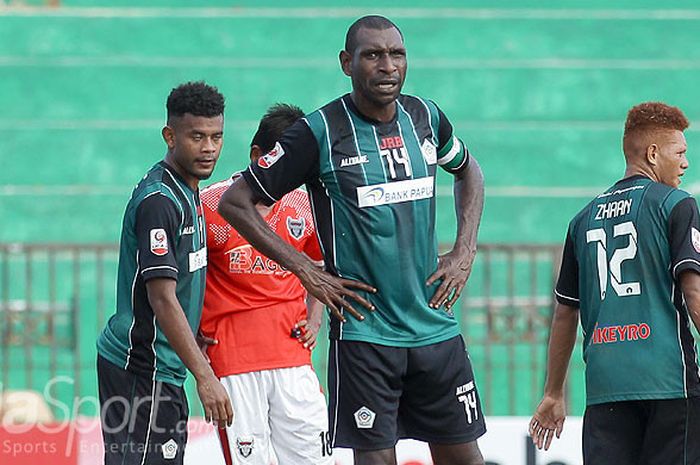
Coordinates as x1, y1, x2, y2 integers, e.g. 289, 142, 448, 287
680, 271, 700, 333
529, 303, 579, 451
145, 278, 233, 428
218, 177, 376, 322
427, 156, 484, 310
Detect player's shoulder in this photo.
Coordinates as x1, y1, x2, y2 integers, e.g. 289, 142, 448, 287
130, 163, 181, 209
201, 177, 234, 208
279, 188, 312, 211
646, 181, 692, 215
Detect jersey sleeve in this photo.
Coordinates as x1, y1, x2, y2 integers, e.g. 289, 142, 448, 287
242, 119, 320, 206
135, 193, 181, 281
555, 229, 580, 307
434, 103, 471, 174
668, 197, 700, 279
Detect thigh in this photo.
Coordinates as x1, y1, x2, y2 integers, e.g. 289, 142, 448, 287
429, 441, 484, 465
583, 401, 644, 465
328, 340, 404, 450
399, 336, 486, 444
219, 372, 272, 465
98, 356, 188, 465
98, 356, 149, 465
268, 366, 333, 465
641, 397, 699, 465
140, 381, 189, 465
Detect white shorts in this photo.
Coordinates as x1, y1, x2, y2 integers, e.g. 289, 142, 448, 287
217, 365, 333, 465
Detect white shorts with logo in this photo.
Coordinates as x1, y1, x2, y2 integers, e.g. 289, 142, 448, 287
217, 365, 334, 465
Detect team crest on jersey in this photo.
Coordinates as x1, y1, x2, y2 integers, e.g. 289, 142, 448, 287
692, 227, 700, 253
354, 406, 376, 429
421, 139, 437, 165
286, 217, 306, 240
237, 437, 254, 458
257, 142, 285, 168
149, 228, 168, 256
161, 438, 178, 459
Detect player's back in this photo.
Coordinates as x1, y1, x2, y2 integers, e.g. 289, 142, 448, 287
569, 175, 700, 404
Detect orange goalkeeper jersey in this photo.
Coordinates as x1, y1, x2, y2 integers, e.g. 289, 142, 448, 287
200, 175, 323, 377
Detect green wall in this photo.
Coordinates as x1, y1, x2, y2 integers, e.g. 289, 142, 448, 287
3, 2, 700, 245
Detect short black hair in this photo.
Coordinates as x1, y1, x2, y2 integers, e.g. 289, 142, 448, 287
251, 103, 304, 153
345, 15, 403, 54
166, 81, 225, 121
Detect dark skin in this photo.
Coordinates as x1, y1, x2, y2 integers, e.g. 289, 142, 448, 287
218, 26, 485, 465
146, 113, 233, 428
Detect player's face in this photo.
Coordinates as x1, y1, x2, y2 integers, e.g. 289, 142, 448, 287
163, 113, 224, 187
653, 130, 688, 188
342, 26, 407, 113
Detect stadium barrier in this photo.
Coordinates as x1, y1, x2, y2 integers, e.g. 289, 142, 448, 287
0, 242, 587, 420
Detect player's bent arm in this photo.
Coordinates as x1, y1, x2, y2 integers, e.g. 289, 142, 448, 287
218, 176, 318, 282
218, 176, 376, 322
145, 278, 233, 427
680, 270, 700, 333
452, 155, 485, 259
427, 156, 485, 309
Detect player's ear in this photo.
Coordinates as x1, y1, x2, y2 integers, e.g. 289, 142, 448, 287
646, 143, 659, 166
250, 145, 263, 163
162, 126, 175, 149
339, 50, 352, 77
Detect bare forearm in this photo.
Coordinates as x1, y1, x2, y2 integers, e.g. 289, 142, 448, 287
306, 293, 324, 325
452, 157, 484, 255
543, 304, 579, 397
147, 281, 214, 381
218, 179, 316, 279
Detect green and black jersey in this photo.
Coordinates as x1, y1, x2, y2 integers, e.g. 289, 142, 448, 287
243, 94, 470, 347
556, 175, 700, 405
97, 161, 207, 386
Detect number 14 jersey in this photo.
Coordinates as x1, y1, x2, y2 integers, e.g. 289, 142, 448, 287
556, 175, 700, 405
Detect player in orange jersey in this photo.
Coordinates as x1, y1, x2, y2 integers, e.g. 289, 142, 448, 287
199, 103, 332, 465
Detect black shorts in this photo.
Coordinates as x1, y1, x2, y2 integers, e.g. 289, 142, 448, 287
328, 335, 486, 450
97, 355, 189, 465
583, 397, 700, 465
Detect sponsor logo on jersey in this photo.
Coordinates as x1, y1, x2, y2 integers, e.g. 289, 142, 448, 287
378, 135, 404, 150
354, 406, 376, 429
257, 142, 285, 169
692, 227, 700, 253
188, 247, 207, 272
421, 139, 437, 165
162, 438, 178, 459
227, 245, 290, 276
340, 154, 369, 167
591, 322, 651, 344
182, 225, 194, 235
356, 177, 434, 208
236, 437, 254, 458
286, 216, 306, 240
150, 228, 169, 256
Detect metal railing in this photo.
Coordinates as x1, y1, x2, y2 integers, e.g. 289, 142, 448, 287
0, 242, 581, 419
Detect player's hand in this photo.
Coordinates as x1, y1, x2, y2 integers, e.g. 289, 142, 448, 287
294, 319, 320, 350
196, 373, 233, 429
529, 395, 566, 451
196, 331, 218, 363
298, 266, 376, 323
426, 248, 476, 311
